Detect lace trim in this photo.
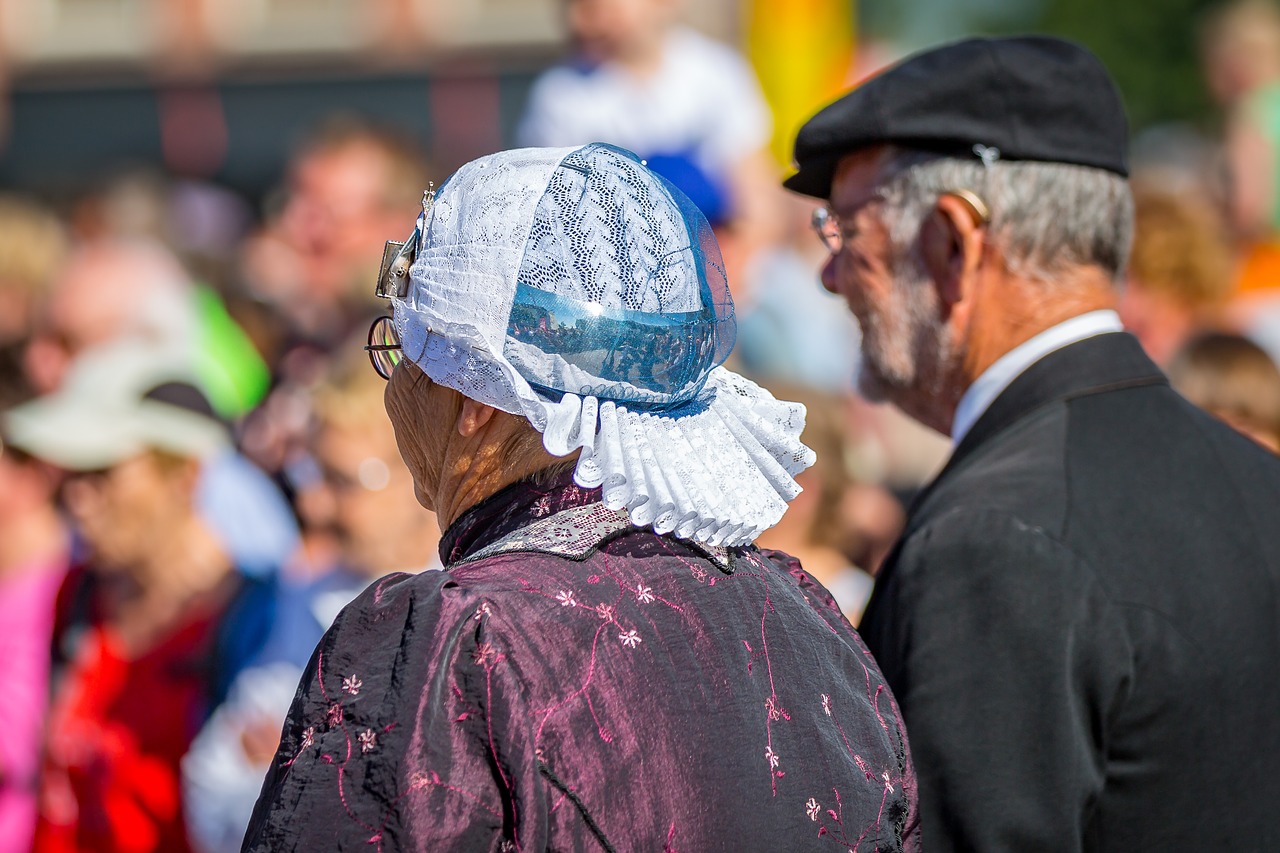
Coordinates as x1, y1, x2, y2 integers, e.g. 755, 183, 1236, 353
391, 144, 814, 548
458, 502, 732, 570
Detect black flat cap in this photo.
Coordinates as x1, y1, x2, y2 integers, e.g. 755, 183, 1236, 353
784, 36, 1129, 199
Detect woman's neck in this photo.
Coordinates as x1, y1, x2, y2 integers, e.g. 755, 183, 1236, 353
434, 413, 578, 531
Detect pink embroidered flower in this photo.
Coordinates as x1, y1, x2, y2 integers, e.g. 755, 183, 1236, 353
882, 771, 895, 794
359, 729, 377, 754
595, 603, 614, 621
764, 695, 790, 721
765, 746, 779, 770
619, 629, 642, 649
327, 704, 343, 726
821, 693, 832, 716
473, 642, 497, 667
636, 584, 655, 604
499, 841, 516, 852
300, 726, 316, 750
531, 496, 553, 517
556, 590, 577, 607
806, 797, 821, 821
473, 602, 492, 621
342, 674, 362, 696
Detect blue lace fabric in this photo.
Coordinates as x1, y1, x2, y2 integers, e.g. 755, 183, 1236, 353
503, 143, 735, 412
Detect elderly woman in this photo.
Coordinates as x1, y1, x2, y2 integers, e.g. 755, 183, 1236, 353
244, 144, 918, 852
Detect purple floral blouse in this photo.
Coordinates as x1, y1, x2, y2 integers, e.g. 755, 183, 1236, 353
242, 472, 920, 852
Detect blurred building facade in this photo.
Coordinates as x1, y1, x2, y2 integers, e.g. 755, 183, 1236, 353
0, 0, 738, 196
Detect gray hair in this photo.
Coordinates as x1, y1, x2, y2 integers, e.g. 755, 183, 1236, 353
875, 148, 1135, 284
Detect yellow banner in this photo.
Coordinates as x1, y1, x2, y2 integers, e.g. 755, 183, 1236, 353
745, 0, 857, 168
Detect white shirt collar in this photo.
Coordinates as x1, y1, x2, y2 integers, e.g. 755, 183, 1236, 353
950, 310, 1125, 446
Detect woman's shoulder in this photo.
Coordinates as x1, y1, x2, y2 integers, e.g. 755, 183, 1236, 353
325, 566, 543, 647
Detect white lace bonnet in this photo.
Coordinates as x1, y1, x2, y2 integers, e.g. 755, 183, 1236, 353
380, 143, 814, 547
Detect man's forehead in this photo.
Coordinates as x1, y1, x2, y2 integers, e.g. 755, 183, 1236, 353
830, 146, 895, 213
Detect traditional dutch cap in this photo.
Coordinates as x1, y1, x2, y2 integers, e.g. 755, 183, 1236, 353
381, 143, 814, 547
784, 35, 1130, 199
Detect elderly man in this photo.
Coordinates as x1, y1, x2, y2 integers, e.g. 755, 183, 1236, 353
244, 143, 920, 851
785, 37, 1280, 852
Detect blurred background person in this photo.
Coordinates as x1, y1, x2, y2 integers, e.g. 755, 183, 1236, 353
1119, 184, 1237, 364
518, 0, 782, 285
1200, 0, 1280, 359
0, 194, 71, 853
0, 438, 69, 853
0, 195, 66, 410
1168, 330, 1280, 452
24, 237, 266, 418
233, 119, 432, 501
837, 477, 908, 582
1201, 0, 1280, 243
182, 350, 439, 853
753, 382, 879, 622
732, 193, 862, 392
237, 118, 431, 359
24, 237, 296, 578
2, 341, 274, 853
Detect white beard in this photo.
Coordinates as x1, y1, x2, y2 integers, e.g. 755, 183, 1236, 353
854, 254, 955, 407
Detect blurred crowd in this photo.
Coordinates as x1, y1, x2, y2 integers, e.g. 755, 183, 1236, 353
4, 0, 1280, 851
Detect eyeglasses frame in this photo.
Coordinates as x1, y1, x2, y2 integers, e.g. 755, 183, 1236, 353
367, 184, 435, 379
811, 187, 991, 255
365, 315, 402, 381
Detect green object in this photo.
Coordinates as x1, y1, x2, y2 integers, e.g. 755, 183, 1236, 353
1015, 0, 1222, 131
1243, 81, 1280, 231
871, 0, 1225, 133
191, 284, 271, 418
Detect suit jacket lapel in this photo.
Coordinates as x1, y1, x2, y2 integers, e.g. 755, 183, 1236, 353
907, 332, 1167, 526
860, 332, 1167, 628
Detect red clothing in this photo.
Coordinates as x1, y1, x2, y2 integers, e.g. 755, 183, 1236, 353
36, 571, 227, 853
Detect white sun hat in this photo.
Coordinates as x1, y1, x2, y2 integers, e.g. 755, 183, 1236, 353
379, 143, 814, 547
3, 339, 228, 471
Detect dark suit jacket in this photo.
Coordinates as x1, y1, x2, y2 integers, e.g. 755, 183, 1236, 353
859, 332, 1280, 852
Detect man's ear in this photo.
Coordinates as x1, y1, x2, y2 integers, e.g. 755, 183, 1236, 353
920, 193, 986, 307
456, 397, 497, 438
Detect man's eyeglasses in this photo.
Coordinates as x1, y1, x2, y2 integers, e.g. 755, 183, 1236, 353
810, 191, 887, 255
811, 189, 991, 255
365, 316, 402, 381
811, 206, 845, 254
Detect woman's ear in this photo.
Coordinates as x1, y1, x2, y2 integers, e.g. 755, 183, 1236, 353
456, 398, 497, 438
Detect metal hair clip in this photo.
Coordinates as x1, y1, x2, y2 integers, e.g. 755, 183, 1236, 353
419, 183, 436, 236
973, 144, 1001, 169
374, 182, 435, 300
